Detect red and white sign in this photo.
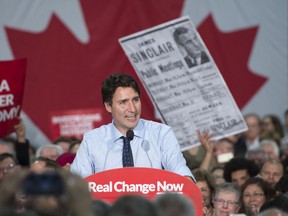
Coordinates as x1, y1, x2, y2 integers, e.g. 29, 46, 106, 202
0, 59, 26, 137
50, 108, 105, 140
85, 167, 203, 216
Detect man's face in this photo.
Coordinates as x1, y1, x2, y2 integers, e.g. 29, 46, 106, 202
178, 31, 202, 58
261, 144, 278, 160
0, 157, 19, 180
260, 162, 283, 188
105, 87, 141, 135
244, 116, 261, 140
231, 169, 250, 187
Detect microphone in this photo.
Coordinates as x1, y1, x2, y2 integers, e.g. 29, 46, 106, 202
126, 130, 134, 141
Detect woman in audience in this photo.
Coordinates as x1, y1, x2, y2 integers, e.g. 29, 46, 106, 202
212, 182, 242, 216
241, 177, 275, 215
192, 168, 216, 216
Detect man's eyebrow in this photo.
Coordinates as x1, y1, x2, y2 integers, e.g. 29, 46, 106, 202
118, 98, 128, 103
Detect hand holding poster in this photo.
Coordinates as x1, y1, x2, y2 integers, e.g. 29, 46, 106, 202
119, 16, 247, 150
0, 59, 26, 137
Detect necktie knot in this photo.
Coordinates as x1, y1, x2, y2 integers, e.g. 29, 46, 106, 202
121, 136, 134, 167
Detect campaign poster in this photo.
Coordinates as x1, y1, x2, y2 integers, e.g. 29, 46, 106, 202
50, 108, 105, 140
119, 16, 248, 150
0, 59, 26, 137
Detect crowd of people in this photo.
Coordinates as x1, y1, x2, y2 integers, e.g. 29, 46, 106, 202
0, 73, 288, 215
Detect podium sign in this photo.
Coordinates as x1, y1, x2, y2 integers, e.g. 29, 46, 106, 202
85, 167, 203, 215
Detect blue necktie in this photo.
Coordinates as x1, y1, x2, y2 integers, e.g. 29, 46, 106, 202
121, 136, 134, 167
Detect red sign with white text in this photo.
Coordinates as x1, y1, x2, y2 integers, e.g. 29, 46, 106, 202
85, 168, 203, 216
0, 59, 26, 137
50, 108, 105, 140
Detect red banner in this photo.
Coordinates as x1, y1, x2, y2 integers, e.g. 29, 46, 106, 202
50, 108, 106, 140
85, 167, 203, 215
0, 59, 26, 137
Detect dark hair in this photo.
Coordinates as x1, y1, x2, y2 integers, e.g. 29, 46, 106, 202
192, 169, 216, 208
275, 174, 288, 194
92, 199, 111, 216
109, 195, 158, 216
0, 153, 18, 165
193, 168, 216, 191
53, 136, 72, 145
173, 27, 189, 45
262, 114, 284, 138
101, 73, 141, 105
260, 195, 288, 213
223, 157, 259, 182
241, 177, 275, 201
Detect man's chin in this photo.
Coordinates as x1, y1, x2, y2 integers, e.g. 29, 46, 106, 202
126, 118, 140, 128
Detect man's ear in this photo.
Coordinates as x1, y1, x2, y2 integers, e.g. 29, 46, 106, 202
104, 102, 112, 113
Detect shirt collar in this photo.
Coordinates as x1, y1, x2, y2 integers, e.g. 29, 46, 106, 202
110, 119, 145, 141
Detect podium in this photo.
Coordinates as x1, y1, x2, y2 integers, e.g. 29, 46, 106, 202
85, 167, 203, 215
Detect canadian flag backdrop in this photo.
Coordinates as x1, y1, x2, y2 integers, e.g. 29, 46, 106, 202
0, 0, 287, 147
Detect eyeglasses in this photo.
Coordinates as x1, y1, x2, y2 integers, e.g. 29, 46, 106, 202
213, 198, 239, 206
243, 192, 264, 199
0, 163, 16, 174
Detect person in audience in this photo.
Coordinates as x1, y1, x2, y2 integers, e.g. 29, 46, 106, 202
53, 136, 73, 153
259, 195, 288, 215
183, 130, 214, 171
0, 120, 30, 167
212, 166, 226, 185
154, 192, 195, 216
261, 114, 284, 145
30, 156, 61, 173
258, 209, 288, 216
223, 157, 259, 187
284, 109, 288, 136
213, 138, 235, 167
192, 168, 215, 216
0, 138, 16, 156
246, 149, 269, 169
0, 153, 21, 182
259, 159, 284, 189
69, 139, 81, 154
241, 177, 274, 216
259, 139, 280, 160
212, 182, 242, 216
275, 173, 288, 196
109, 194, 158, 216
35, 144, 63, 161
234, 113, 262, 157
91, 199, 111, 216
0, 169, 95, 216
